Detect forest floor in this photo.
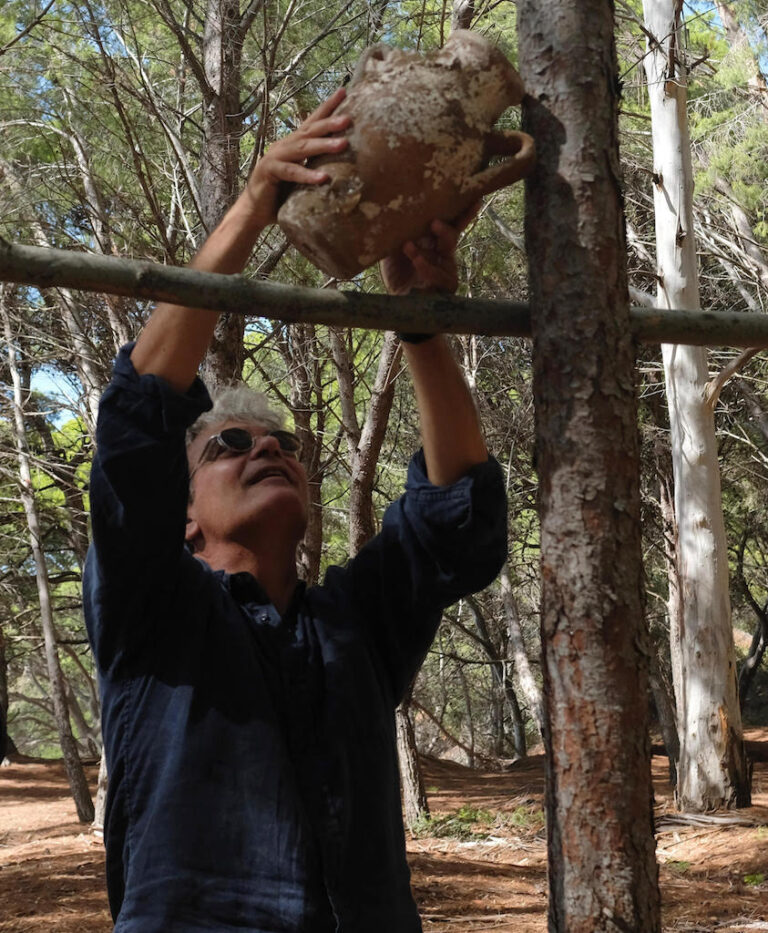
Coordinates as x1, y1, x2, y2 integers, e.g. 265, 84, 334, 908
0, 730, 767, 932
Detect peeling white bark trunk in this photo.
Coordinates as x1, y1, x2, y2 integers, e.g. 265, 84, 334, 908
499, 565, 544, 738
1, 288, 94, 823
642, 0, 750, 810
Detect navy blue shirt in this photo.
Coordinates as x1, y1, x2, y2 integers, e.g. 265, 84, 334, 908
84, 346, 508, 932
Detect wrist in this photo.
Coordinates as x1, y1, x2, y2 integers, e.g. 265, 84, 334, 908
236, 178, 277, 231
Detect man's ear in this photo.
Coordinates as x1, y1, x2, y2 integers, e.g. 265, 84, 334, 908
185, 517, 202, 554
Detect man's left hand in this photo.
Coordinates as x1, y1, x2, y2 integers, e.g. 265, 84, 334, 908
379, 205, 479, 296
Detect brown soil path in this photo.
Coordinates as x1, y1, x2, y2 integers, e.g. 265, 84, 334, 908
1, 733, 767, 932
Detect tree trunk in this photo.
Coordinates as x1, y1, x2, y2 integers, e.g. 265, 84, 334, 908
649, 655, 680, 787
0, 627, 17, 761
396, 685, 429, 829
2, 289, 94, 822
734, 524, 768, 710
93, 752, 109, 833
499, 564, 545, 739
451, 0, 476, 32
714, 1, 768, 110
642, 0, 751, 811
656, 461, 681, 786
739, 613, 768, 709
465, 595, 527, 757
714, 177, 768, 293
278, 323, 326, 585
517, 1, 661, 928
328, 327, 427, 813
199, 0, 247, 388
331, 330, 402, 556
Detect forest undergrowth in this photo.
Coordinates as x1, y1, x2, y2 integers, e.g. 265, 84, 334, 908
1, 731, 767, 933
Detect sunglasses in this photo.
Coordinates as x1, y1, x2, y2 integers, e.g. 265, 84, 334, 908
191, 427, 302, 477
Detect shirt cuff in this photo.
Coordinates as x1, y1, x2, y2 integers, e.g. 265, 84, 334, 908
405, 449, 498, 496
106, 342, 213, 436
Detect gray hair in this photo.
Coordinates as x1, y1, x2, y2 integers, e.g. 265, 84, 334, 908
187, 384, 286, 446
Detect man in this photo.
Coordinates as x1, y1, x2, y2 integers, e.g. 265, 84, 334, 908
84, 88, 507, 932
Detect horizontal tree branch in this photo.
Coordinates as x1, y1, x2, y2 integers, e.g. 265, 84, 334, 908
2, 238, 768, 347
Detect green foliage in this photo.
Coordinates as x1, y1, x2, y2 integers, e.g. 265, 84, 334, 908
744, 872, 765, 886
411, 802, 545, 840
502, 803, 546, 833
411, 805, 494, 841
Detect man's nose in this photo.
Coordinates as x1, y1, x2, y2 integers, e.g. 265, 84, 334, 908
250, 433, 283, 458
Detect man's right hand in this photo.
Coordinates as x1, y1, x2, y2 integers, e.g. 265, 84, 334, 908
244, 87, 351, 228
131, 88, 351, 391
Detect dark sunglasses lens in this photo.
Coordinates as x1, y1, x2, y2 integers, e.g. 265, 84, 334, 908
273, 431, 301, 454
219, 428, 255, 452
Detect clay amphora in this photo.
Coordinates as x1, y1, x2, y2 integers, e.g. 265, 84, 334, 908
277, 30, 535, 280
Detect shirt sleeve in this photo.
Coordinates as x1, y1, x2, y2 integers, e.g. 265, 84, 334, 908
83, 344, 212, 671
322, 451, 508, 705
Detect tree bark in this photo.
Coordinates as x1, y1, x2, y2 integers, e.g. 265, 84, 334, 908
517, 1, 661, 928
1, 288, 94, 822
642, 0, 751, 811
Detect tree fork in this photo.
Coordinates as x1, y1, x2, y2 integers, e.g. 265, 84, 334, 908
1, 238, 768, 348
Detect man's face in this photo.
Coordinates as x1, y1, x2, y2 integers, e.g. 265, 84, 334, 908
186, 419, 309, 551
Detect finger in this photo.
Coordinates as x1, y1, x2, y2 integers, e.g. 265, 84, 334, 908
430, 220, 459, 254
275, 133, 348, 162
408, 249, 448, 280
402, 241, 421, 262
431, 203, 480, 244
306, 87, 347, 123
301, 113, 352, 138
268, 161, 330, 185
410, 253, 456, 291
263, 132, 347, 175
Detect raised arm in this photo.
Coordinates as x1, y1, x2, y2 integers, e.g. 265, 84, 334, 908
130, 88, 351, 392
379, 213, 488, 486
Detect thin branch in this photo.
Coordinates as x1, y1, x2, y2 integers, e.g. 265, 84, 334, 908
151, 0, 212, 101
0, 0, 56, 57
705, 348, 761, 410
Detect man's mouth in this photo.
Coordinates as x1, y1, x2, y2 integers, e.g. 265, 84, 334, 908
248, 467, 290, 485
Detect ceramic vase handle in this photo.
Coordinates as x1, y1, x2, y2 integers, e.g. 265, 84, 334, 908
469, 131, 536, 197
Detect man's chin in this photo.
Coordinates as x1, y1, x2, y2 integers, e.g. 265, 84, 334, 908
246, 486, 308, 528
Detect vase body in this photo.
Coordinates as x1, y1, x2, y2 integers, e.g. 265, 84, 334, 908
277, 30, 534, 279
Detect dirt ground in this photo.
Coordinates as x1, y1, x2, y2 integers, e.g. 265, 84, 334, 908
1, 732, 767, 933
